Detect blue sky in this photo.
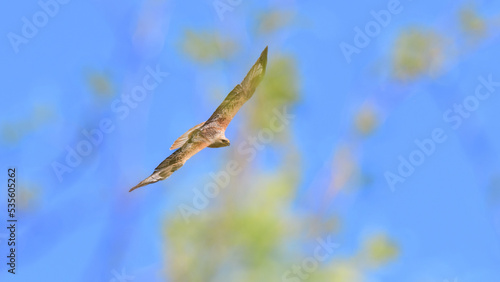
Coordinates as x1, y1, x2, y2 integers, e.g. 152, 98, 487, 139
1, 0, 500, 281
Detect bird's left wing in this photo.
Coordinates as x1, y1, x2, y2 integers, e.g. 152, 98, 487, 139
204, 46, 268, 129
129, 139, 209, 192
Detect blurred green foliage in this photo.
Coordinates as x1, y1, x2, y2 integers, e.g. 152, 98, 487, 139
392, 6, 492, 81
250, 55, 299, 131
165, 8, 399, 281
354, 104, 379, 137
17, 183, 41, 212
255, 10, 295, 34
181, 30, 239, 63
392, 29, 445, 80
165, 173, 298, 281
361, 234, 399, 267
2, 105, 54, 144
460, 6, 487, 38
87, 71, 114, 98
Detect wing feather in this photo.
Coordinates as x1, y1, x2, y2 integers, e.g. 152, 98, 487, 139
170, 122, 205, 150
205, 46, 268, 129
129, 139, 209, 192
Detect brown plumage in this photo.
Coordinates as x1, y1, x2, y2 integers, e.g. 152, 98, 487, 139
129, 46, 268, 192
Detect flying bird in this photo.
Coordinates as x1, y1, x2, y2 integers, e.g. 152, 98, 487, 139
129, 46, 268, 192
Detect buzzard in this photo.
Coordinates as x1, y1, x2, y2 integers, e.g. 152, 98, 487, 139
129, 47, 268, 192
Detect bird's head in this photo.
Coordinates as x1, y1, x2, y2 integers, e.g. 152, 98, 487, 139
221, 138, 230, 147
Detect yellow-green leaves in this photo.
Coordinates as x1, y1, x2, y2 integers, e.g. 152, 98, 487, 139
392, 29, 446, 80
181, 30, 239, 63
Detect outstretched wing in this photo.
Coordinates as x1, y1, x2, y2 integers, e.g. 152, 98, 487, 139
204, 46, 268, 129
170, 122, 205, 150
129, 139, 209, 192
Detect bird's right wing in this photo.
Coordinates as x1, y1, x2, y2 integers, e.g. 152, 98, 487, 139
204, 46, 268, 129
129, 138, 209, 192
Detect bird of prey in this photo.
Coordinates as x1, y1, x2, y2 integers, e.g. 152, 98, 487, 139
129, 46, 268, 192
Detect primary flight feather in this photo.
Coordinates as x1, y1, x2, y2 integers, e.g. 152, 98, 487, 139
129, 46, 268, 192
